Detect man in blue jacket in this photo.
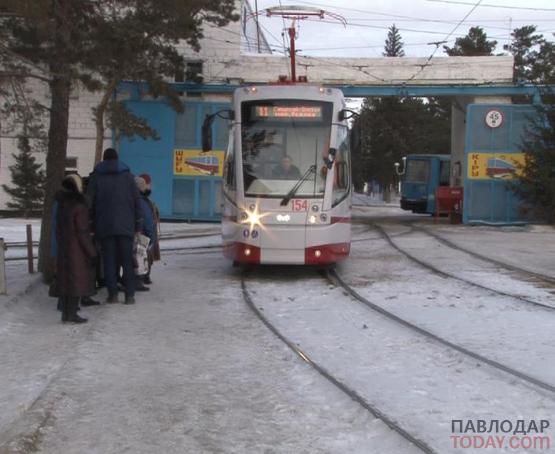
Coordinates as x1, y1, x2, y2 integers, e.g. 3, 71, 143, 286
87, 148, 142, 305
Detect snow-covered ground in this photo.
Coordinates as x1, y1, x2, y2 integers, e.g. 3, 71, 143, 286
0, 209, 554, 453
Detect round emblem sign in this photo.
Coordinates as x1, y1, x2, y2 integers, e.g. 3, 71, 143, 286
485, 109, 503, 128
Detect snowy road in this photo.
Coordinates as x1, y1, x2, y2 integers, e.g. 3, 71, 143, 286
0, 211, 554, 453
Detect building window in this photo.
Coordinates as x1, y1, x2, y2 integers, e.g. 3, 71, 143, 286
185, 61, 203, 83
65, 156, 78, 170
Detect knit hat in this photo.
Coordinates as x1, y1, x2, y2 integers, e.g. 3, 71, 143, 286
135, 176, 147, 193
139, 174, 152, 188
103, 148, 118, 161
62, 174, 83, 194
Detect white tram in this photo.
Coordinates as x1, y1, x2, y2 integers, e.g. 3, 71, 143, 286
203, 84, 352, 265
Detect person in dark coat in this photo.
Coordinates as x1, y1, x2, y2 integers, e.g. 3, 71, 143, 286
138, 173, 160, 284
55, 174, 97, 323
134, 176, 154, 291
87, 148, 142, 305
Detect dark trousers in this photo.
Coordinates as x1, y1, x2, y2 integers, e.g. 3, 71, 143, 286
101, 236, 135, 298
61, 296, 79, 321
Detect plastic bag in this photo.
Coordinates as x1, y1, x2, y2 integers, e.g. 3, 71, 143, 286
134, 234, 151, 276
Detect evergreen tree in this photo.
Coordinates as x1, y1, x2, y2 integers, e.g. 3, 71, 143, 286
509, 26, 544, 82
515, 105, 555, 222
515, 33, 555, 221
530, 40, 555, 86
1, 135, 45, 217
443, 27, 497, 56
383, 24, 405, 57
354, 97, 450, 189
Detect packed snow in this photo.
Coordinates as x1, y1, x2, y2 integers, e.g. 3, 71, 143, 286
0, 208, 554, 453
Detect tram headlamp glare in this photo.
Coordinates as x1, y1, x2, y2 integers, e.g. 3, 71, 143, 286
247, 212, 261, 226
242, 209, 262, 227
309, 215, 317, 224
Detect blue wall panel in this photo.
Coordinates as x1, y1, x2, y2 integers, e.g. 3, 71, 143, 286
118, 101, 177, 218
118, 98, 230, 221
463, 104, 536, 224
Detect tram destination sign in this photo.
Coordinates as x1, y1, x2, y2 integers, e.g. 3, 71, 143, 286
252, 105, 322, 120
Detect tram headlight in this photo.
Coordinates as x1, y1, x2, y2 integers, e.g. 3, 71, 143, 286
247, 211, 261, 226
320, 213, 328, 223
309, 215, 317, 224
241, 207, 263, 228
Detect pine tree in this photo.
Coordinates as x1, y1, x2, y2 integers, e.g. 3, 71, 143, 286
515, 105, 555, 222
509, 26, 544, 82
383, 25, 405, 57
1, 135, 45, 217
443, 27, 497, 56
515, 34, 555, 221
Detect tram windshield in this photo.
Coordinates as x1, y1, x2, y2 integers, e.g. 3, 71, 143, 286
241, 100, 333, 198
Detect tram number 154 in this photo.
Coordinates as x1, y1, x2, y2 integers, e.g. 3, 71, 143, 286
292, 199, 308, 211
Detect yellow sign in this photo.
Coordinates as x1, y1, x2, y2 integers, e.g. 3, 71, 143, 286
174, 149, 225, 177
467, 152, 526, 180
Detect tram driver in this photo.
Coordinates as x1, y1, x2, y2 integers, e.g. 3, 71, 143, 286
272, 155, 301, 180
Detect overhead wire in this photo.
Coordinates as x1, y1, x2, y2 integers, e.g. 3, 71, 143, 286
426, 0, 555, 11
294, 52, 388, 82
405, 0, 484, 82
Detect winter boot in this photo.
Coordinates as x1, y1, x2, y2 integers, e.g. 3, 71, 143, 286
65, 297, 88, 323
106, 294, 119, 304
124, 296, 136, 305
81, 296, 100, 306
61, 298, 69, 322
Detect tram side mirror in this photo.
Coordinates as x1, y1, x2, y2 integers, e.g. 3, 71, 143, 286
394, 157, 407, 175
325, 147, 337, 170
202, 114, 215, 152
339, 109, 358, 121
202, 109, 235, 152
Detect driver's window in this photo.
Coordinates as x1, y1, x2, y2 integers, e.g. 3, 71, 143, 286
333, 126, 350, 206
224, 128, 236, 192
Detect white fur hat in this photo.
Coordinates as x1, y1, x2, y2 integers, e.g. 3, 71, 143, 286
63, 173, 83, 194
135, 176, 147, 193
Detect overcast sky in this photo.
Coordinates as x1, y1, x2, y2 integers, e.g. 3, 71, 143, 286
251, 0, 555, 58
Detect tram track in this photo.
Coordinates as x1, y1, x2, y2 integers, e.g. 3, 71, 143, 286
325, 268, 555, 395
4, 231, 221, 262
241, 271, 438, 454
243, 265, 555, 453
411, 224, 555, 286
370, 222, 555, 312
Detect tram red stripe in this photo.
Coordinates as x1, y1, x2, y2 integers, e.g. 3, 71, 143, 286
330, 216, 351, 224
305, 242, 350, 265
223, 242, 260, 264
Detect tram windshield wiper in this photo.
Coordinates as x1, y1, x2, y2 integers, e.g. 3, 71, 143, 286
280, 165, 316, 206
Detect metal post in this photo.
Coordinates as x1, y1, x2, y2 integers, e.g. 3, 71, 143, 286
288, 22, 296, 82
0, 238, 6, 295
26, 224, 34, 274
254, 0, 261, 54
